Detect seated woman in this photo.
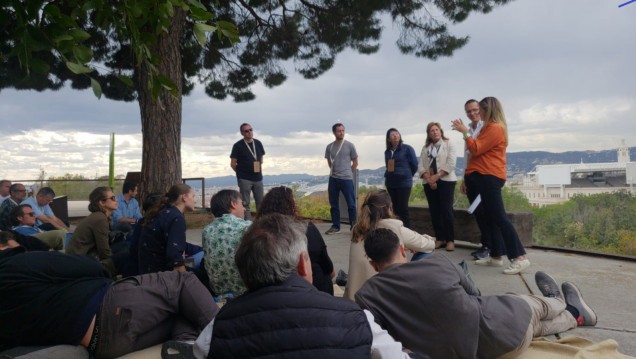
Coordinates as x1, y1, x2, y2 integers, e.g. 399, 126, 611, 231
66, 186, 119, 276
256, 186, 336, 295
343, 190, 436, 300
138, 184, 203, 274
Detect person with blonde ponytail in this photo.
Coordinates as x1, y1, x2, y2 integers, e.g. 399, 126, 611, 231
343, 190, 435, 300
138, 184, 204, 274
452, 96, 530, 275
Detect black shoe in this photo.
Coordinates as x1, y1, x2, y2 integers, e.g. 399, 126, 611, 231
534, 271, 564, 301
161, 340, 195, 359
562, 282, 597, 326
335, 269, 348, 286
471, 247, 490, 260
325, 226, 340, 235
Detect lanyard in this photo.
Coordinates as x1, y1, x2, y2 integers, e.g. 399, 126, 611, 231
328, 141, 344, 162
244, 140, 258, 160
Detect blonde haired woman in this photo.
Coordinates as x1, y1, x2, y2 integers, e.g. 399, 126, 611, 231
417, 122, 458, 251
343, 190, 435, 300
451, 96, 530, 275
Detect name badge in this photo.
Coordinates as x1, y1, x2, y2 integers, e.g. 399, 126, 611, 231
253, 161, 261, 173
387, 159, 395, 172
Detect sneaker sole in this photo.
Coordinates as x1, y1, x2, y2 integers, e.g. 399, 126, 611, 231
562, 282, 597, 326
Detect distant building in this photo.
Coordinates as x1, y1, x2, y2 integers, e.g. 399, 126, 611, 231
516, 140, 636, 207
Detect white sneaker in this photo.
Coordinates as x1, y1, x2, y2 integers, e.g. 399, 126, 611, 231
503, 258, 531, 275
475, 256, 504, 267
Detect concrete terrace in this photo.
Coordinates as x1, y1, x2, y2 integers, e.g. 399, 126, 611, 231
183, 222, 636, 357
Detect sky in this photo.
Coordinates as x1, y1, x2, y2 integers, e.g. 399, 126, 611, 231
1, 0, 635, 180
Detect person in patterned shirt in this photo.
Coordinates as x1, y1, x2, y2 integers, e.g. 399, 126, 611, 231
202, 189, 251, 296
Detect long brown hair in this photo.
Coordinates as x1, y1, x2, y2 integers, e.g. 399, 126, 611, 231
351, 190, 394, 243
255, 186, 298, 220
145, 184, 192, 222
88, 186, 113, 219
424, 122, 449, 147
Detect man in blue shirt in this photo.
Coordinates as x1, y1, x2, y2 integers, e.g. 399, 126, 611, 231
20, 187, 68, 232
112, 182, 142, 233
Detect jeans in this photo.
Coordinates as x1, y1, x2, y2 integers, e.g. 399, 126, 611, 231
386, 186, 413, 228
424, 180, 456, 243
465, 172, 499, 250
237, 178, 264, 220
469, 172, 526, 259
328, 177, 357, 229
94, 271, 218, 358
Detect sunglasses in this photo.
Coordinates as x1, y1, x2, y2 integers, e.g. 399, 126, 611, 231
103, 196, 116, 202
243, 128, 253, 133
23, 212, 35, 217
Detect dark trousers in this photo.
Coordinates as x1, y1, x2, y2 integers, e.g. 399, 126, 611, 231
386, 186, 413, 228
328, 177, 357, 229
464, 172, 500, 250
94, 271, 218, 358
424, 180, 456, 243
469, 172, 526, 259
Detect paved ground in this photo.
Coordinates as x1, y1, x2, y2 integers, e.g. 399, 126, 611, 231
186, 222, 636, 356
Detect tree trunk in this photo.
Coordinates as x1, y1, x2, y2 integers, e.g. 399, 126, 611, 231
136, 9, 187, 199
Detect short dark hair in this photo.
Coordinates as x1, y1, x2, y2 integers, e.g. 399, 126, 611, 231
465, 99, 479, 106
37, 187, 55, 198
385, 128, 403, 149
143, 192, 163, 213
240, 123, 251, 132
122, 182, 137, 194
364, 228, 400, 265
235, 213, 307, 290
10, 204, 32, 226
0, 231, 16, 246
332, 123, 344, 133
210, 190, 241, 217
9, 183, 25, 193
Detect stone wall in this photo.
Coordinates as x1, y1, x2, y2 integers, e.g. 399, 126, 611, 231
408, 206, 534, 247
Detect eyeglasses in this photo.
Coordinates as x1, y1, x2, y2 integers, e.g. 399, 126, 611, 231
243, 128, 253, 133
103, 196, 116, 202
13, 189, 27, 193
23, 212, 35, 217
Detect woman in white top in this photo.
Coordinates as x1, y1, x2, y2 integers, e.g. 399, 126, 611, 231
418, 122, 458, 251
343, 190, 435, 300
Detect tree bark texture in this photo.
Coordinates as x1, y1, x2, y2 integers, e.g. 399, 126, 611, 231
136, 9, 187, 198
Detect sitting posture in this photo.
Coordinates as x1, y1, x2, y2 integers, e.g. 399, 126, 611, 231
20, 187, 68, 231
202, 189, 251, 297
256, 186, 335, 295
344, 190, 435, 300
112, 181, 142, 233
195, 214, 414, 359
66, 187, 121, 276
355, 228, 597, 358
138, 184, 203, 274
0, 232, 218, 358
10, 204, 64, 250
0, 183, 27, 231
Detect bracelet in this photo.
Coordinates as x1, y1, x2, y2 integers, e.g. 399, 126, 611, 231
463, 132, 470, 140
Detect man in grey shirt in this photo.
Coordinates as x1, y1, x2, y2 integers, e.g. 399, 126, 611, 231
324, 123, 358, 235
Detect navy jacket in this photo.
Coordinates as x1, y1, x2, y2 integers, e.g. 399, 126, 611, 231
384, 143, 418, 188
209, 274, 372, 358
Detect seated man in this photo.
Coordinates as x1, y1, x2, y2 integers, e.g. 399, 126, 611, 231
112, 181, 142, 233
10, 204, 64, 250
201, 189, 251, 296
0, 183, 27, 230
194, 213, 416, 359
20, 187, 68, 232
0, 232, 218, 358
355, 228, 597, 358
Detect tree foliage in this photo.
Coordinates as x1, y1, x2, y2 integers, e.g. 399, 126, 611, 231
1, 0, 514, 198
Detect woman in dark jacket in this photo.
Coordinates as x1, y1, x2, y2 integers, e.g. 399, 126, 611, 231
384, 128, 418, 228
256, 186, 335, 295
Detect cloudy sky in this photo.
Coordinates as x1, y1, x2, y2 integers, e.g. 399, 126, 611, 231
1, 0, 635, 180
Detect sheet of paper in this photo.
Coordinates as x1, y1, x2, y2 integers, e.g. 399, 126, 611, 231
467, 194, 481, 214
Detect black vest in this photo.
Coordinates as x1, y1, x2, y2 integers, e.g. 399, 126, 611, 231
208, 275, 372, 359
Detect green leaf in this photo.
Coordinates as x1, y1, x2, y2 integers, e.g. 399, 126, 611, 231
91, 78, 102, 99
73, 45, 93, 63
66, 61, 93, 74
30, 58, 51, 74
187, 0, 207, 10
193, 23, 215, 45
190, 6, 213, 21
70, 29, 91, 41
54, 34, 74, 43
117, 75, 134, 87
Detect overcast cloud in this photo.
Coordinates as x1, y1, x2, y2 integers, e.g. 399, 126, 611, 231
1, 0, 635, 180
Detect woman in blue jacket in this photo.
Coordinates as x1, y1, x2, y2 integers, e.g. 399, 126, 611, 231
384, 128, 418, 228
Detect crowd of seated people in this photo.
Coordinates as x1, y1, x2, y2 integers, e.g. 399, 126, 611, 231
0, 181, 601, 359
